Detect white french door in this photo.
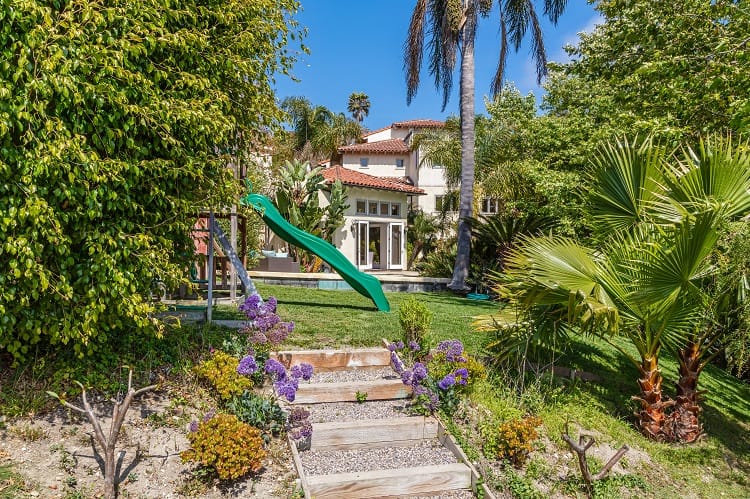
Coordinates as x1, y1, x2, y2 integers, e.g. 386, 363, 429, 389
357, 220, 370, 269
387, 222, 404, 270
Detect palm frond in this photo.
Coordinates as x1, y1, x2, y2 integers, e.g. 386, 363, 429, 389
490, 9, 509, 96
662, 134, 750, 221
404, 0, 427, 104
589, 136, 666, 233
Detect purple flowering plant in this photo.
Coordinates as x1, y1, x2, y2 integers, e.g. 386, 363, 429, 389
239, 294, 295, 356
389, 338, 471, 415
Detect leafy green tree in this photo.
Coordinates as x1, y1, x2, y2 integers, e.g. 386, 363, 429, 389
404, 0, 569, 292
0, 0, 302, 361
347, 92, 371, 124
563, 0, 750, 137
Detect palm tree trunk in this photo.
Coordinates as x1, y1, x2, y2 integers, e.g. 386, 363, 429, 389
670, 342, 704, 443
634, 355, 674, 441
448, 13, 476, 293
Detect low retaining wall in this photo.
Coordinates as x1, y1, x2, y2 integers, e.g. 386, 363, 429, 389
247, 271, 450, 293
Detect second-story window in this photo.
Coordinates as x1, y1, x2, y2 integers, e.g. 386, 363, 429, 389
396, 158, 404, 168
360, 157, 369, 168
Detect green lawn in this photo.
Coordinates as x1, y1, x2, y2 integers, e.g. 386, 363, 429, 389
214, 283, 498, 353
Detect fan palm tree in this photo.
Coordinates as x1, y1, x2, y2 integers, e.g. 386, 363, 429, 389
347, 92, 371, 124
404, 0, 569, 292
482, 136, 750, 442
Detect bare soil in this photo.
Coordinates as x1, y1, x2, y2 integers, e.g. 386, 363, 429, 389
0, 389, 299, 498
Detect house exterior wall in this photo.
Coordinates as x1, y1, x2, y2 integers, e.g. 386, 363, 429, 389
341, 153, 409, 178
321, 186, 409, 269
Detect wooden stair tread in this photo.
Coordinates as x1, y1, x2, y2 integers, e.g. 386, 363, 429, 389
294, 379, 411, 404
311, 416, 439, 450
305, 462, 472, 498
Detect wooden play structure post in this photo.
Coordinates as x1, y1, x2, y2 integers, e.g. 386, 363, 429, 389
207, 210, 215, 323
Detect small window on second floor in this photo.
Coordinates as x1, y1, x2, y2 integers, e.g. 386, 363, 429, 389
360, 157, 369, 168
368, 201, 378, 215
395, 158, 404, 168
390, 203, 401, 217
380, 202, 390, 215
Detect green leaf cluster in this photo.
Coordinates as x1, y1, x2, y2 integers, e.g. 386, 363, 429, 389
0, 0, 302, 361
226, 390, 286, 442
563, 0, 750, 137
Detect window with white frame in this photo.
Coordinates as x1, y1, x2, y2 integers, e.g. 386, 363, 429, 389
435, 194, 458, 212
480, 197, 499, 214
359, 157, 369, 168
395, 158, 404, 168
353, 198, 404, 218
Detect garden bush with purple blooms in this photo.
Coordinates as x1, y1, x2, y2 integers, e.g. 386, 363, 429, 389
389, 338, 479, 416
238, 294, 295, 356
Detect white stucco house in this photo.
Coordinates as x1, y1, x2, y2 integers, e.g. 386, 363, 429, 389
317, 119, 456, 271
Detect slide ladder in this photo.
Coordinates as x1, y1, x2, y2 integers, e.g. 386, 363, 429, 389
241, 193, 390, 312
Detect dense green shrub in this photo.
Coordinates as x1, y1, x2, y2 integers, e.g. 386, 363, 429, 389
0, 0, 303, 362
193, 351, 252, 401
398, 297, 433, 350
181, 413, 266, 480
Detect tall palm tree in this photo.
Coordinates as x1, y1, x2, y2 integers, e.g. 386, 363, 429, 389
404, 0, 569, 292
347, 92, 371, 124
482, 136, 750, 442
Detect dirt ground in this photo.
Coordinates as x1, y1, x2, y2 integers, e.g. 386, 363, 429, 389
0, 390, 299, 498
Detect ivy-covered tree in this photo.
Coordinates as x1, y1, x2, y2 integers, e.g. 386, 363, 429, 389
0, 0, 303, 361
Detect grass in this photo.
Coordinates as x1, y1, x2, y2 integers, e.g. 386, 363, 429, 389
214, 283, 497, 353
0, 463, 30, 498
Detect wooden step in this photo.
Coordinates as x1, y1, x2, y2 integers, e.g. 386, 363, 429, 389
311, 417, 438, 451
305, 463, 472, 498
293, 379, 410, 404
274, 347, 391, 371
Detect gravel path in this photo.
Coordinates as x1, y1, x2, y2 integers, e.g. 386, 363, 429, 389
310, 366, 398, 383
305, 399, 412, 423
300, 440, 458, 475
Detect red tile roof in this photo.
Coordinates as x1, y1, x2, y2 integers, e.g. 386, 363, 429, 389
392, 119, 445, 129
338, 138, 409, 154
322, 165, 425, 195
362, 119, 445, 138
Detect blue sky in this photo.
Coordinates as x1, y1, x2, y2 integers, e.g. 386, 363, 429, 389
274, 0, 602, 130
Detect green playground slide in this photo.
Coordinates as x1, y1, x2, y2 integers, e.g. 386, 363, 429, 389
241, 193, 390, 312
